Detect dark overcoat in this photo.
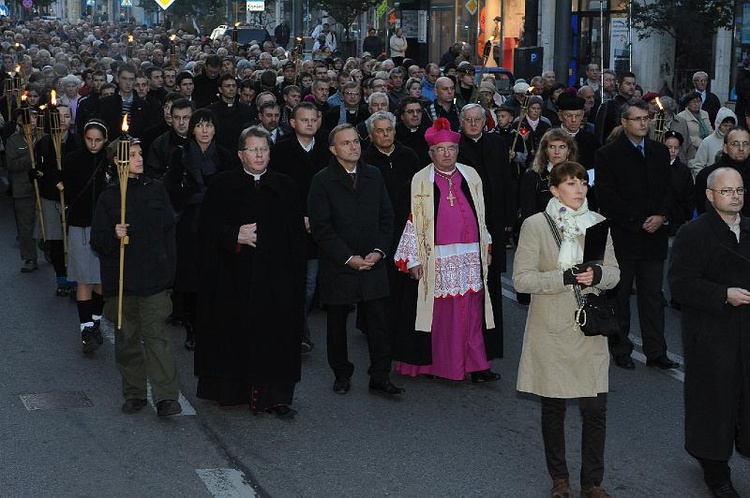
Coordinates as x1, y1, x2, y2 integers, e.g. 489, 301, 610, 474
668, 206, 750, 460
595, 134, 675, 260
308, 158, 394, 305
194, 168, 306, 386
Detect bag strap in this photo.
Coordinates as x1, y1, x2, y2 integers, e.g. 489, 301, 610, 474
543, 212, 585, 307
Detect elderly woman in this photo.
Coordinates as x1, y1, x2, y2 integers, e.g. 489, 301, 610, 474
677, 91, 713, 162
513, 161, 620, 498
164, 108, 236, 350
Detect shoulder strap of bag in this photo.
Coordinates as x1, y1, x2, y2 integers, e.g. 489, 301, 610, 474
543, 212, 585, 307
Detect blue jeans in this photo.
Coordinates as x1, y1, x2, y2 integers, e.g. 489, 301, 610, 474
303, 259, 318, 343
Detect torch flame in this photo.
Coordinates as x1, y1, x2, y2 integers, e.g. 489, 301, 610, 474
15, 65, 20, 73
21, 91, 27, 102
234, 21, 241, 28
170, 34, 177, 42
39, 104, 47, 111
128, 35, 134, 43
50, 89, 57, 105
527, 86, 535, 94
122, 114, 129, 133
655, 96, 663, 111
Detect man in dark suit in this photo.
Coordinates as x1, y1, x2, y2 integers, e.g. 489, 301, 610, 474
192, 54, 221, 109
457, 103, 515, 360
208, 74, 254, 154
692, 71, 722, 125
595, 99, 679, 371
307, 123, 403, 397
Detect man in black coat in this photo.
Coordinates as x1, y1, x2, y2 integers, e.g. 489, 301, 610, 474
269, 102, 331, 354
457, 103, 515, 360
208, 74, 254, 154
395, 97, 431, 168
669, 167, 750, 498
308, 123, 403, 397
594, 71, 636, 144
194, 126, 305, 418
595, 100, 679, 370
145, 98, 193, 180
695, 127, 750, 217
692, 71, 722, 125
192, 54, 222, 109
94, 64, 151, 139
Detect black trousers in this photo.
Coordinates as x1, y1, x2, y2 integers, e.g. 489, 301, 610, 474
541, 394, 607, 487
326, 297, 392, 383
608, 257, 666, 360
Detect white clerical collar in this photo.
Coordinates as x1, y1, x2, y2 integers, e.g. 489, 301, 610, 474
468, 134, 481, 142
298, 136, 315, 152
563, 126, 579, 137
243, 169, 267, 181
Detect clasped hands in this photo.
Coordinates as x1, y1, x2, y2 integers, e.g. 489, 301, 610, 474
563, 263, 600, 287
238, 223, 257, 247
642, 215, 666, 233
348, 252, 381, 271
727, 287, 750, 306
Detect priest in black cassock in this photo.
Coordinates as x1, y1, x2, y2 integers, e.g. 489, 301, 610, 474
195, 126, 306, 418
457, 103, 517, 359
557, 93, 601, 210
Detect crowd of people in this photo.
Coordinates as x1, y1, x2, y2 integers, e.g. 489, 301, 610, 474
1, 15, 749, 498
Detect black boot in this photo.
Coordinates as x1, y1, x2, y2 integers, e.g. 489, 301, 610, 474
184, 322, 195, 351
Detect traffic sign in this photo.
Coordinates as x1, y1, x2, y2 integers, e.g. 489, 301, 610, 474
121, 0, 132, 6
246, 0, 263, 11
0, 4, 9, 16
22, 0, 32, 9
465, 0, 477, 15
153, 0, 175, 10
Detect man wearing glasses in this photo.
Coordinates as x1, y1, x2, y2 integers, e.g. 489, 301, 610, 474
695, 128, 750, 218
669, 166, 750, 498
596, 100, 680, 371
195, 126, 305, 418
395, 97, 431, 167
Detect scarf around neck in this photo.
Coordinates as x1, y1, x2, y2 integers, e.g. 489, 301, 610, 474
545, 196, 597, 269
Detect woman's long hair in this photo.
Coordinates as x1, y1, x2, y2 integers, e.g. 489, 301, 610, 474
531, 128, 578, 174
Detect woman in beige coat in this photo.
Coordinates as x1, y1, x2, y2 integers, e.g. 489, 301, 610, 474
676, 91, 713, 163
513, 161, 620, 498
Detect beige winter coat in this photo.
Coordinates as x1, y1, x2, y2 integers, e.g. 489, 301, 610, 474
513, 211, 620, 398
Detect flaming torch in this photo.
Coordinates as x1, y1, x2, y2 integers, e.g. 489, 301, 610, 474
48, 90, 68, 265
169, 34, 178, 68
116, 114, 131, 331
20, 93, 46, 243
232, 21, 240, 56
127, 34, 135, 59
653, 96, 667, 142
511, 86, 535, 153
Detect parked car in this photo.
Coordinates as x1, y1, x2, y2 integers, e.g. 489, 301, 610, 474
474, 66, 515, 97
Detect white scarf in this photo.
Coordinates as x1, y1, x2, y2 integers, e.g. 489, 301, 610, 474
545, 197, 597, 269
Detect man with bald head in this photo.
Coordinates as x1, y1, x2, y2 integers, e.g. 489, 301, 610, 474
426, 77, 460, 131
695, 127, 750, 217
669, 166, 750, 498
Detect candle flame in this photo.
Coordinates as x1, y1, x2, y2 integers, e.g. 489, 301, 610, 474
50, 89, 57, 105
655, 96, 663, 111
234, 21, 240, 28
122, 114, 129, 133
14, 42, 19, 48
170, 34, 177, 42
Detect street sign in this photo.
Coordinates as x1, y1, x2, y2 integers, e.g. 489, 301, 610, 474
465, 0, 477, 15
153, 0, 175, 10
246, 0, 263, 11
0, 4, 9, 16
121, 0, 132, 6
22, 0, 32, 9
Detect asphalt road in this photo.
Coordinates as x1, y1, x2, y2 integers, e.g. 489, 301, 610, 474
0, 188, 747, 498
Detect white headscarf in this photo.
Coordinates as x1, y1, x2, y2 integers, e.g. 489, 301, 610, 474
545, 196, 597, 269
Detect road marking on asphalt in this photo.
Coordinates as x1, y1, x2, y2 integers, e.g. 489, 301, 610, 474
101, 319, 197, 415
500, 277, 686, 383
196, 468, 259, 497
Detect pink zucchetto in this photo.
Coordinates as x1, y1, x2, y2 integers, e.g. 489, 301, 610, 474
424, 117, 461, 146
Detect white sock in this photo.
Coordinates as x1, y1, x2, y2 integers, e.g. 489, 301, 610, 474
80, 322, 95, 331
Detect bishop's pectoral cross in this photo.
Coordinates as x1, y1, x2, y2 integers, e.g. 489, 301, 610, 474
446, 190, 456, 206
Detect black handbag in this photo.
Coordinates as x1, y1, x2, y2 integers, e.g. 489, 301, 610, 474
543, 212, 619, 337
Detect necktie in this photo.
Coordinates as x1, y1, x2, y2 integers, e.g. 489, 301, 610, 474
348, 172, 356, 186
637, 144, 644, 157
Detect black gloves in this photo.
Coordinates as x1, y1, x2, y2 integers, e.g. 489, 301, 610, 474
563, 268, 577, 285
28, 169, 43, 182
563, 263, 603, 287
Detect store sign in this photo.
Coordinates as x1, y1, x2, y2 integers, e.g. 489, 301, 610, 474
153, 0, 176, 10
246, 0, 264, 11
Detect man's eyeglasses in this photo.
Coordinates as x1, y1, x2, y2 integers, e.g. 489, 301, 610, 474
728, 141, 750, 149
240, 146, 270, 154
461, 116, 485, 124
432, 145, 458, 154
709, 188, 746, 196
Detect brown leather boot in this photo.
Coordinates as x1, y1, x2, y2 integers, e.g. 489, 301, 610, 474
550, 478, 572, 498
580, 485, 611, 498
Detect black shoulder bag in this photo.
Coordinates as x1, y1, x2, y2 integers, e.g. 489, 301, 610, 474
543, 212, 619, 337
